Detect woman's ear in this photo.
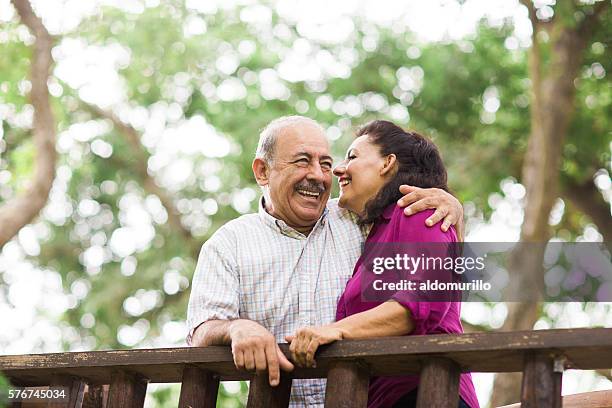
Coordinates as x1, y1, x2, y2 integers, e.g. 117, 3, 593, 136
380, 154, 397, 176
252, 158, 270, 186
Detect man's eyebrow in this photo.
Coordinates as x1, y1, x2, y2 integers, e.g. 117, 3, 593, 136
292, 151, 312, 159
292, 152, 333, 162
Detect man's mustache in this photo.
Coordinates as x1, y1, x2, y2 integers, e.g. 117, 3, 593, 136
294, 181, 326, 193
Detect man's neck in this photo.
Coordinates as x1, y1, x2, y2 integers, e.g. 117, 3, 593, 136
292, 224, 314, 236
263, 198, 315, 236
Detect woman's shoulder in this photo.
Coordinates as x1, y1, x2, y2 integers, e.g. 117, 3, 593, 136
386, 204, 457, 242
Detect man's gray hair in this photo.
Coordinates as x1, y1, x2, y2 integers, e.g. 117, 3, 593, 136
255, 115, 325, 164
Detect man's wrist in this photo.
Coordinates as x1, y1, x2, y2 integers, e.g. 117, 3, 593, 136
228, 319, 265, 343
191, 319, 234, 346
228, 319, 246, 342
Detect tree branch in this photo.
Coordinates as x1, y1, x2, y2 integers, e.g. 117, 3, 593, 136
561, 178, 612, 252
576, 0, 610, 40
82, 102, 196, 246
519, 0, 544, 117
0, 0, 56, 250
519, 0, 538, 29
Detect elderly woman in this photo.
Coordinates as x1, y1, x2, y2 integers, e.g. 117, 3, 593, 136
286, 120, 479, 408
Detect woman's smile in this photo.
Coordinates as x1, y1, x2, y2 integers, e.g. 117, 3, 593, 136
339, 177, 351, 188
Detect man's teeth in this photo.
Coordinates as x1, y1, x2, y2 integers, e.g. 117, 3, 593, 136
297, 190, 320, 197
340, 179, 351, 187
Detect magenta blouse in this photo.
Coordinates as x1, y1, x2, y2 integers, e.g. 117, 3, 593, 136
336, 204, 480, 408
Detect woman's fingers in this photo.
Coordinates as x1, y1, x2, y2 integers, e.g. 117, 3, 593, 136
297, 331, 311, 367
289, 330, 305, 367
289, 334, 298, 365
291, 328, 314, 367
289, 327, 336, 367
305, 338, 320, 368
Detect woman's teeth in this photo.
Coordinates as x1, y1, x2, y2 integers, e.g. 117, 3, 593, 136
297, 190, 320, 198
340, 179, 351, 187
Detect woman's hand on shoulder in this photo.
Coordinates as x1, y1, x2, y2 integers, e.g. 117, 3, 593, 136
285, 325, 345, 368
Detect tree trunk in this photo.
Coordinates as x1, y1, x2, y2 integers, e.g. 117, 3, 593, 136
0, 0, 56, 250
489, 1, 609, 406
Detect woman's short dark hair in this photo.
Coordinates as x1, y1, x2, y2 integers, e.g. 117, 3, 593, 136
357, 120, 449, 225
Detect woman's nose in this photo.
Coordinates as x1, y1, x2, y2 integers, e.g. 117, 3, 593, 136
333, 161, 346, 177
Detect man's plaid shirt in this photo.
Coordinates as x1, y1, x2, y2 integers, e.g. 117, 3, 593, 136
187, 198, 367, 407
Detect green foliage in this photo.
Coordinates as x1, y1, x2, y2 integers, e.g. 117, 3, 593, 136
0, 0, 610, 404
0, 22, 30, 107
0, 373, 9, 408
7, 139, 35, 191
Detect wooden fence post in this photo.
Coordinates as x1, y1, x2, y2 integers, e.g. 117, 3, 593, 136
107, 371, 148, 408
416, 357, 460, 408
324, 360, 369, 408
48, 375, 86, 408
246, 373, 292, 408
520, 353, 562, 408
178, 365, 220, 408
82, 385, 107, 408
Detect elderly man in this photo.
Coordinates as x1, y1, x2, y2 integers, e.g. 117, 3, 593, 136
186, 116, 462, 407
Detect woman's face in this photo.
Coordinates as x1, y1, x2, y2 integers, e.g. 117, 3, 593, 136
333, 135, 395, 215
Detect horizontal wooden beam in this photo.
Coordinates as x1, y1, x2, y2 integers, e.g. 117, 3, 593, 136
499, 389, 612, 408
1, 329, 612, 386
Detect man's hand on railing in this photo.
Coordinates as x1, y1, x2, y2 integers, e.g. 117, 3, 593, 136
229, 319, 294, 387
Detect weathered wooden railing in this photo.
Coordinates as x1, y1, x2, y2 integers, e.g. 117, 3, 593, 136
2, 328, 612, 408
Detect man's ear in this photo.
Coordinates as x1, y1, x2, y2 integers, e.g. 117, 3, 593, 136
380, 154, 397, 177
253, 158, 271, 186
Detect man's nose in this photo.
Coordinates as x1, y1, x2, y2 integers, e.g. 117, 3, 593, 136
308, 162, 326, 181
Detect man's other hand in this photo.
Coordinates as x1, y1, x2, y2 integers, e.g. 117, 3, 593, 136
229, 320, 294, 386
397, 185, 464, 239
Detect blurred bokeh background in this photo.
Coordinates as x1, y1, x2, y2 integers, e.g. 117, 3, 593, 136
0, 0, 610, 406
